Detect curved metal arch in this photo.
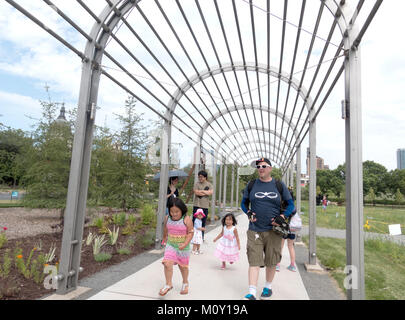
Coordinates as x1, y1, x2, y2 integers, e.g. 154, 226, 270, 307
241, 150, 288, 167
198, 104, 299, 143
322, 0, 354, 38
219, 132, 292, 166
225, 139, 289, 167
166, 62, 314, 120
214, 126, 295, 166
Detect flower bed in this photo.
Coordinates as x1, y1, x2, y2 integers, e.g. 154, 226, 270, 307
0, 212, 156, 300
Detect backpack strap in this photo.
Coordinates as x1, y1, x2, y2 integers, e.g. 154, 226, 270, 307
244, 179, 257, 209
275, 179, 283, 198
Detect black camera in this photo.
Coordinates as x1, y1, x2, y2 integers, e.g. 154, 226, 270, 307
272, 215, 290, 239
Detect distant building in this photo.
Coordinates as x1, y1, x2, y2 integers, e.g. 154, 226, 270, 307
306, 148, 329, 174
397, 149, 405, 170
55, 105, 67, 124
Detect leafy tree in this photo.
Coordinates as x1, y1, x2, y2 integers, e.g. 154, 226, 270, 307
394, 188, 404, 205
367, 187, 376, 206
317, 169, 344, 198
92, 96, 148, 210
21, 99, 74, 213
363, 160, 388, 197
88, 125, 115, 205
0, 127, 33, 186
386, 169, 405, 196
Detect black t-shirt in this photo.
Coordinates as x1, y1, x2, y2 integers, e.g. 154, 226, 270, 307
167, 186, 179, 207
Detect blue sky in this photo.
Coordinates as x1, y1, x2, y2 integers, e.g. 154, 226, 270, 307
1, 1, 404, 171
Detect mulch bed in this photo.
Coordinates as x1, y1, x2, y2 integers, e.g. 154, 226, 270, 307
0, 221, 155, 300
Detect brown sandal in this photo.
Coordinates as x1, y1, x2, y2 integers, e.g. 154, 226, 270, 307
180, 283, 189, 295
159, 285, 173, 296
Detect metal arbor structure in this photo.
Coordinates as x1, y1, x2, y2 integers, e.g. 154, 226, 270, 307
5, 0, 383, 300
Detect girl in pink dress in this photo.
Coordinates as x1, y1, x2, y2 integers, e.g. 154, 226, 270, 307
160, 198, 194, 296
213, 213, 241, 270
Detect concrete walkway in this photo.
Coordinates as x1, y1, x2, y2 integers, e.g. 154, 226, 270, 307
88, 213, 310, 300
300, 226, 405, 245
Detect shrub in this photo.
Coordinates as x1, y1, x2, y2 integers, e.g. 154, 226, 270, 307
93, 235, 107, 255
141, 204, 156, 226
141, 230, 155, 249
92, 216, 104, 229
0, 249, 12, 278
0, 227, 7, 249
113, 212, 127, 227
108, 226, 120, 245
118, 247, 131, 255
94, 252, 112, 262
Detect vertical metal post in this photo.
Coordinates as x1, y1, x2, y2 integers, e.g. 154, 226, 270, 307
155, 121, 171, 249
193, 145, 201, 205
211, 150, 216, 223
223, 163, 228, 214
236, 165, 240, 210
218, 162, 223, 211
289, 163, 294, 188
57, 50, 99, 294
308, 117, 317, 265
230, 164, 235, 210
296, 146, 302, 213
344, 33, 365, 300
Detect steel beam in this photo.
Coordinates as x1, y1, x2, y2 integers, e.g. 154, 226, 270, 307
308, 117, 317, 265
344, 26, 365, 300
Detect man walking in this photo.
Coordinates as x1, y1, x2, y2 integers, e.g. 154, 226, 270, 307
193, 170, 213, 241
241, 157, 295, 300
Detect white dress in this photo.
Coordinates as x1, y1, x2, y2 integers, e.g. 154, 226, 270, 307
214, 226, 239, 262
191, 218, 203, 245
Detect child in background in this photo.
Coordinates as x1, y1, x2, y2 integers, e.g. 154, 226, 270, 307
322, 195, 328, 212
160, 197, 194, 296
191, 208, 206, 255
213, 213, 240, 270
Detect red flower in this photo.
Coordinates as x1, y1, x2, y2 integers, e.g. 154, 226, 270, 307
3, 227, 7, 231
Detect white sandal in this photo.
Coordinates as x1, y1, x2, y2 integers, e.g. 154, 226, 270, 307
180, 283, 189, 295
159, 285, 173, 296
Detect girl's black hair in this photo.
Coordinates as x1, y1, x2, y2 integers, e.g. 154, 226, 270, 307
221, 213, 237, 226
169, 176, 178, 184
167, 197, 188, 218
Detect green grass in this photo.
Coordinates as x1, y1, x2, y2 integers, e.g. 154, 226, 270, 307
300, 201, 405, 234
302, 236, 405, 300
0, 200, 23, 208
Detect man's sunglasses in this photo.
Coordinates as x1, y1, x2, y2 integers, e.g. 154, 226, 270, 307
256, 165, 270, 169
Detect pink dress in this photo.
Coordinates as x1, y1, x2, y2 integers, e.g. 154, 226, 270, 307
163, 216, 190, 267
214, 226, 239, 262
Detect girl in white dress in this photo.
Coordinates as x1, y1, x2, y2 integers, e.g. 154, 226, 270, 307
213, 213, 240, 269
191, 208, 206, 254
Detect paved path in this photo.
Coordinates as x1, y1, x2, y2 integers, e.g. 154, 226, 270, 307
88, 213, 310, 300
300, 226, 405, 245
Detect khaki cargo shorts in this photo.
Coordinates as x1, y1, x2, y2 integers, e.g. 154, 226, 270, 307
246, 229, 282, 267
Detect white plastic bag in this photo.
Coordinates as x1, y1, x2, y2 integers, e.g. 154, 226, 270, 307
289, 212, 302, 232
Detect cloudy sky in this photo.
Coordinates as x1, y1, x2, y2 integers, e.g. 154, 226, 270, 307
0, 1, 403, 171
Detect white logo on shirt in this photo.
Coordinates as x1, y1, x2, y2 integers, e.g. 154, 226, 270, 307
254, 192, 278, 199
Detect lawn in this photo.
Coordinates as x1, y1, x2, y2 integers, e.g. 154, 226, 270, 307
302, 236, 405, 300
299, 201, 405, 234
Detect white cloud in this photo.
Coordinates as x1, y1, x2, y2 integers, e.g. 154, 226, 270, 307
0, 90, 42, 130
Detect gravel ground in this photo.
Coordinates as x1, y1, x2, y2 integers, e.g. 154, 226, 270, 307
0, 208, 62, 239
